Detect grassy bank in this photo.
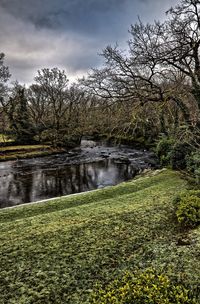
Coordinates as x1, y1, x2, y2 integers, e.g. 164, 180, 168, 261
0, 145, 66, 161
0, 169, 199, 303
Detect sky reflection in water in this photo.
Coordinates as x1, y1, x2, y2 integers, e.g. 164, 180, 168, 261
0, 158, 137, 208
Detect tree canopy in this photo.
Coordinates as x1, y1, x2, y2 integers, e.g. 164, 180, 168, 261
1, 0, 200, 148
83, 0, 200, 129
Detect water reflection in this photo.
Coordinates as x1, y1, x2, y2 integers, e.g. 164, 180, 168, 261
0, 159, 137, 208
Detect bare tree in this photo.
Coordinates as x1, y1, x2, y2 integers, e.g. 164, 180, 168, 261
34, 68, 69, 133
28, 83, 53, 131
0, 53, 10, 96
83, 0, 200, 131
32, 68, 84, 146
0, 53, 11, 136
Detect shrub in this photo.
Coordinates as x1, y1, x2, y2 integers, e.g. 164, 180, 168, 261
156, 137, 175, 166
186, 151, 200, 184
90, 269, 197, 304
156, 137, 191, 169
170, 142, 192, 170
175, 191, 200, 228
37, 129, 81, 147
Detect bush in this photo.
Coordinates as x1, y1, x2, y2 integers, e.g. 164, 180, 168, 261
37, 129, 81, 147
170, 142, 192, 170
90, 269, 197, 304
186, 151, 200, 184
175, 191, 200, 228
156, 137, 175, 166
156, 137, 191, 169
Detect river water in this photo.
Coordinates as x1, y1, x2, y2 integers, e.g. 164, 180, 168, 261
0, 140, 158, 208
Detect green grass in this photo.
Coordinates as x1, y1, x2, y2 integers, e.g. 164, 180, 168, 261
0, 169, 199, 303
0, 145, 65, 161
0, 145, 50, 151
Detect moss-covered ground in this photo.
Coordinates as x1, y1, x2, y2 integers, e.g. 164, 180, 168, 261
0, 169, 199, 303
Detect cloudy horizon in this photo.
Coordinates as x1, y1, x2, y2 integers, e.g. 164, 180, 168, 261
0, 0, 179, 85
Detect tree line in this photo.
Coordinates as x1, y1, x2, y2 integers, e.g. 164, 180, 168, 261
0, 0, 200, 150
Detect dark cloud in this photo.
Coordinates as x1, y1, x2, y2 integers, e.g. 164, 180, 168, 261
0, 0, 131, 39
0, 0, 178, 36
0, 0, 179, 84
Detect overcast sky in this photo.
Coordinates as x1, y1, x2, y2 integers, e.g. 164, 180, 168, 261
0, 0, 179, 84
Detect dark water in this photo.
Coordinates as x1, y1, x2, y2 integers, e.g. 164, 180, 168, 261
0, 140, 158, 208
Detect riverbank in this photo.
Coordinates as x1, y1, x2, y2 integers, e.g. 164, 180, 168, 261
0, 169, 199, 303
0, 145, 66, 161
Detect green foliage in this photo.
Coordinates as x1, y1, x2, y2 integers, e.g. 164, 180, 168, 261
156, 137, 175, 166
156, 137, 192, 169
8, 87, 36, 144
39, 129, 59, 146
170, 142, 192, 170
39, 129, 81, 147
60, 134, 81, 148
186, 151, 200, 184
90, 269, 197, 304
175, 191, 200, 228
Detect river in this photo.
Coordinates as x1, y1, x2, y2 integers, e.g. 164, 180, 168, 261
0, 139, 158, 208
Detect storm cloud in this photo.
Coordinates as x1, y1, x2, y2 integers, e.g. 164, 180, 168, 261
0, 0, 179, 84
